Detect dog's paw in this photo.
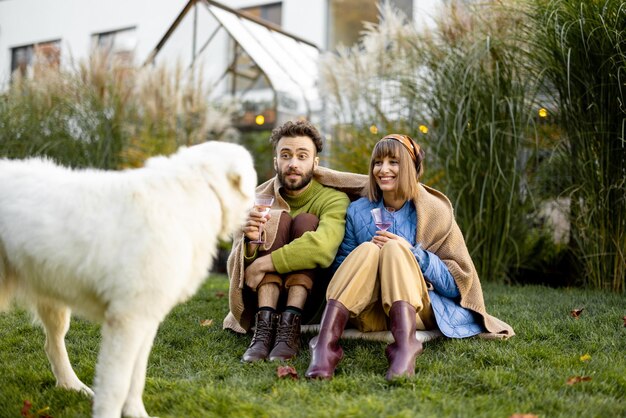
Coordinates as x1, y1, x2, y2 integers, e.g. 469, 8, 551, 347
122, 401, 152, 418
58, 380, 94, 397
79, 384, 95, 397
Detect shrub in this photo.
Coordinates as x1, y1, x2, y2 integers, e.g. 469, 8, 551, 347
530, 0, 626, 291
0, 51, 236, 169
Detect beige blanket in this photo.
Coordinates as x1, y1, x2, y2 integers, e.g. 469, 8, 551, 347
223, 166, 368, 332
223, 167, 514, 339
412, 183, 514, 338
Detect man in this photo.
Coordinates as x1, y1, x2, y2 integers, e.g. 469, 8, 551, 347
223, 120, 367, 362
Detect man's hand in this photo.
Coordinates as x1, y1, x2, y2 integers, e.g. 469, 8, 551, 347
371, 230, 412, 249
244, 254, 275, 290
242, 207, 272, 243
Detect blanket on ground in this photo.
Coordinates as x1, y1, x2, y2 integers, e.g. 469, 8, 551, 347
224, 167, 515, 339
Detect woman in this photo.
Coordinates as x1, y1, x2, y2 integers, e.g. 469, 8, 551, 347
305, 134, 514, 381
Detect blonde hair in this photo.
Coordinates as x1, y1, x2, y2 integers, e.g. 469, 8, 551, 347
367, 136, 425, 202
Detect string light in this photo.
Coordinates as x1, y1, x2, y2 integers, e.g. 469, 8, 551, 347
369, 125, 378, 134
419, 124, 428, 134
538, 108, 548, 118
255, 114, 265, 125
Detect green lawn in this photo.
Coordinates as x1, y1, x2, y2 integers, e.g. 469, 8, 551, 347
1, 275, 625, 418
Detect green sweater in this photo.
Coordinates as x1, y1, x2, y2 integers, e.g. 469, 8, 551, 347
225, 166, 369, 333
270, 180, 350, 274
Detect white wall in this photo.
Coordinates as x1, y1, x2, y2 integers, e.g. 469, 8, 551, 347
0, 0, 431, 89
282, 0, 326, 48
0, 0, 189, 87
0, 0, 328, 89
413, 0, 441, 29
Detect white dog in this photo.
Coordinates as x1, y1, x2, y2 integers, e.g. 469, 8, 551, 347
0, 141, 256, 418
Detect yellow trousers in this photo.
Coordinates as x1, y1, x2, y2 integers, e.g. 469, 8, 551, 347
327, 241, 436, 332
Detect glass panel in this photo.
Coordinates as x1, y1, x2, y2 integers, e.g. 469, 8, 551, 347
230, 43, 271, 94
11, 44, 33, 76
11, 40, 60, 78
193, 4, 231, 84
241, 2, 282, 26
262, 3, 282, 26
33, 41, 61, 78
328, 0, 377, 49
209, 7, 300, 97
92, 27, 137, 65
328, 1, 413, 49
240, 18, 311, 89
150, 5, 198, 69
389, 0, 412, 18
34, 41, 61, 69
270, 34, 317, 80
209, 4, 313, 119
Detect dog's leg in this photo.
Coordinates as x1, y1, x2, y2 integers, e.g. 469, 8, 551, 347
36, 302, 94, 396
122, 323, 159, 418
92, 315, 159, 418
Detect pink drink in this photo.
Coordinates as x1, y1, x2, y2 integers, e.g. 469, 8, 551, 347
257, 205, 271, 216
250, 194, 275, 244
371, 207, 393, 231
375, 221, 392, 231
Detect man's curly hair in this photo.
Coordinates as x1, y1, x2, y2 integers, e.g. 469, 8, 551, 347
269, 120, 323, 154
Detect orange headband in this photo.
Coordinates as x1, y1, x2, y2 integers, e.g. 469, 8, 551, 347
381, 134, 419, 163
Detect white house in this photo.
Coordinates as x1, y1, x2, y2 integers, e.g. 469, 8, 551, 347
0, 0, 441, 127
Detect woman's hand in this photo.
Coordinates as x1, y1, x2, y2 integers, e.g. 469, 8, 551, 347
371, 230, 412, 249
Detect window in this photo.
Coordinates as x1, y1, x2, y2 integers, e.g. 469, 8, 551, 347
240, 2, 282, 26
11, 40, 61, 78
92, 27, 137, 65
328, 0, 413, 50
329, 0, 377, 49
390, 0, 412, 19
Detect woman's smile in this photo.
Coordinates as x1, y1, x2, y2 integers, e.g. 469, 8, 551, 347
377, 175, 396, 187
373, 156, 399, 190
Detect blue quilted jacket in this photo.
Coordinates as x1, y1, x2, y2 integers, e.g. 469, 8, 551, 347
332, 197, 484, 338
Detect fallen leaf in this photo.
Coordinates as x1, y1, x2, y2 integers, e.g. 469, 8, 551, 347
214, 291, 225, 298
36, 407, 52, 418
570, 307, 584, 319
509, 414, 539, 418
277, 365, 298, 380
566, 375, 592, 385
21, 400, 32, 417
199, 319, 214, 327
579, 353, 592, 362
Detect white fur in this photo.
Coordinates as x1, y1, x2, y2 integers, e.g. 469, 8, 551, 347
0, 141, 256, 418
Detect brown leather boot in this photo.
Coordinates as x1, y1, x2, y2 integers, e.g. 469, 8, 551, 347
305, 299, 349, 379
385, 301, 423, 381
268, 311, 301, 361
242, 310, 277, 362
